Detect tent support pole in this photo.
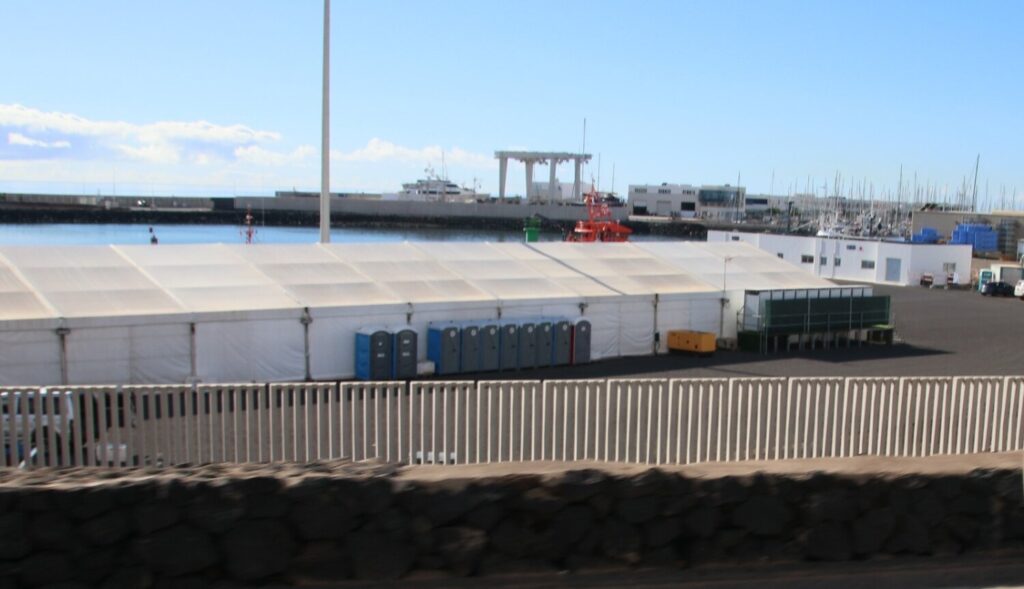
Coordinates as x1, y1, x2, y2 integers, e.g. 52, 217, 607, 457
653, 294, 659, 355
301, 309, 313, 382
189, 323, 197, 382
56, 325, 70, 385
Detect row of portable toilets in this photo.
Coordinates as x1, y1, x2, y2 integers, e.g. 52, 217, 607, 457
355, 318, 592, 380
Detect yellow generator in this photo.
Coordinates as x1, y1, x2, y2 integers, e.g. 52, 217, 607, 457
666, 330, 717, 355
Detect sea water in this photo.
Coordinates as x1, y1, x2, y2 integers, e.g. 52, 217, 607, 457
0, 223, 677, 245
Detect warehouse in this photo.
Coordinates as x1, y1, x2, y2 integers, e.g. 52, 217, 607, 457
0, 241, 839, 386
708, 230, 973, 286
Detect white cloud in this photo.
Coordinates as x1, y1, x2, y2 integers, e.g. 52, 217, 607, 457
331, 138, 494, 169
0, 103, 279, 145
114, 143, 181, 164
7, 132, 70, 149
234, 144, 316, 166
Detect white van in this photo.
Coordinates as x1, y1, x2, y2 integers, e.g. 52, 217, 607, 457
1015, 279, 1024, 299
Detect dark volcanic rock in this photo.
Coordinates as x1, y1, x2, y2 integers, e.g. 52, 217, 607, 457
683, 506, 719, 539
644, 516, 682, 548
288, 541, 350, 582
545, 505, 594, 548
19, 552, 74, 586
347, 530, 416, 580
490, 519, 539, 558
222, 520, 295, 581
616, 495, 661, 524
29, 512, 77, 551
732, 495, 793, 536
435, 526, 487, 575
804, 522, 852, 561
601, 518, 641, 564
80, 511, 131, 546
135, 524, 218, 576
852, 507, 896, 555
289, 501, 355, 540
134, 503, 180, 535
0, 513, 30, 559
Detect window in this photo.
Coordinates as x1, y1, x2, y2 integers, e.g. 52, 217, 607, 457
943, 262, 956, 273
846, 244, 856, 250
801, 255, 814, 264
861, 260, 875, 269
680, 202, 695, 211
834, 257, 841, 267
634, 188, 647, 194
731, 236, 740, 241
657, 188, 671, 194
777, 253, 784, 259
820, 256, 828, 266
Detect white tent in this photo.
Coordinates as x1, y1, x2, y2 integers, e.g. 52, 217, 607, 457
0, 241, 843, 385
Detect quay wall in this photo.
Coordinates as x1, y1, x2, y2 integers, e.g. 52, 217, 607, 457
1, 461, 1022, 586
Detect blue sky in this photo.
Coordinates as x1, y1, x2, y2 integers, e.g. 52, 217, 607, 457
1, 0, 1022, 208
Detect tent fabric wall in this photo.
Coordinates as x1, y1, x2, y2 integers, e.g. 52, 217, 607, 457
0, 329, 61, 386
195, 318, 305, 383
66, 323, 191, 385
0, 241, 850, 385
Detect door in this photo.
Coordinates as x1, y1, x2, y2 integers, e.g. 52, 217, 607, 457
460, 325, 480, 373
656, 200, 672, 216
884, 258, 901, 282
370, 331, 392, 379
393, 330, 417, 379
479, 324, 500, 371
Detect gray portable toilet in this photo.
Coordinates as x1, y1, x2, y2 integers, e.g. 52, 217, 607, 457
571, 318, 592, 365
552, 319, 572, 365
427, 323, 461, 375
534, 319, 553, 368
517, 320, 537, 369
480, 323, 500, 372
460, 323, 481, 373
499, 321, 519, 370
392, 328, 418, 379
356, 327, 392, 380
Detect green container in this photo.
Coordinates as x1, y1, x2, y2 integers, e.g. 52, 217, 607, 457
523, 218, 541, 242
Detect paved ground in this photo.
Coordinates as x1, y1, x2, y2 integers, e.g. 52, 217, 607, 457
317, 554, 1024, 589
456, 284, 1024, 381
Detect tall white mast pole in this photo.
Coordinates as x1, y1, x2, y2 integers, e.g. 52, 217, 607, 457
319, 0, 331, 243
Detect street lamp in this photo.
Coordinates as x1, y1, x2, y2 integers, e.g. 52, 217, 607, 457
719, 255, 735, 338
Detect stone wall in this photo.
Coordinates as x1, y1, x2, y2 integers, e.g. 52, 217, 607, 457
0, 461, 1022, 587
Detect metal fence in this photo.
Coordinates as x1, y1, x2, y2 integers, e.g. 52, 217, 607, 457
3, 377, 1022, 469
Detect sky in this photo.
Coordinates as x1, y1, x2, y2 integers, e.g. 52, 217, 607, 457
1, 0, 1022, 209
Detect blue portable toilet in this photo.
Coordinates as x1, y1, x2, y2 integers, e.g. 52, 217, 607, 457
427, 323, 461, 375
355, 327, 393, 380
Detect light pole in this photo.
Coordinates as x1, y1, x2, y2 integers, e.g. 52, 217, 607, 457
319, 0, 331, 243
719, 255, 734, 338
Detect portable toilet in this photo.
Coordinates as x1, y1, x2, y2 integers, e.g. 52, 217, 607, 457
517, 320, 538, 369
977, 268, 994, 292
499, 321, 519, 370
459, 322, 481, 373
552, 319, 572, 365
392, 328, 418, 379
534, 319, 553, 368
571, 318, 592, 365
480, 322, 500, 372
355, 327, 393, 380
427, 323, 461, 376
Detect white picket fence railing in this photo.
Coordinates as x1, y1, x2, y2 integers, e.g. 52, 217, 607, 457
3, 377, 1022, 469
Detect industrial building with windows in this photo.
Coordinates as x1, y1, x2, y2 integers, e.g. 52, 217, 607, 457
628, 184, 746, 220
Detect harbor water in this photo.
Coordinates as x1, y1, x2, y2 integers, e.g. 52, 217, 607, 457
0, 223, 684, 246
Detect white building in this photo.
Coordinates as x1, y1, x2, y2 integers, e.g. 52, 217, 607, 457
629, 184, 745, 220
708, 230, 973, 286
